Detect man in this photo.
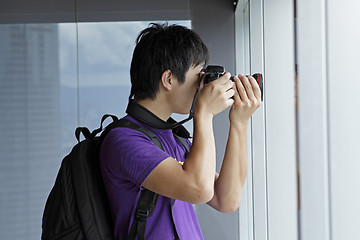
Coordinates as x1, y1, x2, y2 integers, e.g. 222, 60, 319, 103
100, 23, 261, 239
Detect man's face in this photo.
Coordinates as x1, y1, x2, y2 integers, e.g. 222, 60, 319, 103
170, 64, 204, 114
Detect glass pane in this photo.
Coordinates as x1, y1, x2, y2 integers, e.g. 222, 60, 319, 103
77, 21, 149, 130
59, 23, 78, 158
76, 21, 192, 132
0, 20, 191, 240
0, 23, 64, 239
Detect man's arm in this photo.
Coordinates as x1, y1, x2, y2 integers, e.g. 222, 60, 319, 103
142, 112, 216, 204
142, 74, 235, 204
207, 74, 261, 213
207, 124, 248, 213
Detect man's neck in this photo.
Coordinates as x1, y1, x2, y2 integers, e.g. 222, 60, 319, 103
136, 97, 172, 122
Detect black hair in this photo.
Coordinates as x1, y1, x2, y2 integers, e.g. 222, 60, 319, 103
129, 23, 209, 100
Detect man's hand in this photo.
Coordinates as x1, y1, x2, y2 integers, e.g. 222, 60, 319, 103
195, 72, 235, 118
230, 74, 262, 127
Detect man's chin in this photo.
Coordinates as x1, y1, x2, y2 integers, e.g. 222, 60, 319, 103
174, 109, 191, 115
175, 112, 189, 115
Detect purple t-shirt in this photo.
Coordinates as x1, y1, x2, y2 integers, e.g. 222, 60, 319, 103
100, 116, 203, 240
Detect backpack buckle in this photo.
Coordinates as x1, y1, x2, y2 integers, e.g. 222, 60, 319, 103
137, 209, 150, 221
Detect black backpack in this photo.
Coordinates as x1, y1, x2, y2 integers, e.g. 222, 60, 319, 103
41, 114, 189, 240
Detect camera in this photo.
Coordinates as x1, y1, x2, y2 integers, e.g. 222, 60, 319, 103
202, 65, 263, 101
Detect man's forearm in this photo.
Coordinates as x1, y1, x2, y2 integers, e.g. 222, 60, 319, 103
182, 112, 216, 199
212, 122, 248, 212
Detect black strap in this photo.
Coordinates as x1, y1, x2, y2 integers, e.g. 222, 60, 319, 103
92, 114, 118, 137
126, 99, 174, 130
170, 199, 180, 240
75, 127, 91, 142
171, 135, 189, 240
174, 135, 190, 158
126, 100, 191, 139
127, 190, 159, 240
76, 114, 118, 143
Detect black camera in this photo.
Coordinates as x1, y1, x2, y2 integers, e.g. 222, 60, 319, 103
202, 65, 263, 101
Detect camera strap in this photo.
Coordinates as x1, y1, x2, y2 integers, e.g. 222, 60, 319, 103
126, 99, 191, 138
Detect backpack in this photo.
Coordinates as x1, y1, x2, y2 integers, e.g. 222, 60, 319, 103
41, 114, 189, 240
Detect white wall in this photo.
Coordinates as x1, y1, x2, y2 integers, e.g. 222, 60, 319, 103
235, 0, 298, 239
263, 0, 298, 239
236, 0, 360, 239
297, 0, 360, 239
297, 0, 330, 239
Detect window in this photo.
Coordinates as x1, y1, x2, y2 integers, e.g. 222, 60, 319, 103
0, 20, 191, 240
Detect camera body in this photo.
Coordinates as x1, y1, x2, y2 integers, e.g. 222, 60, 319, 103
202, 65, 263, 101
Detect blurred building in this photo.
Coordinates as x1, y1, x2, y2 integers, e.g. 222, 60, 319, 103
0, 24, 61, 239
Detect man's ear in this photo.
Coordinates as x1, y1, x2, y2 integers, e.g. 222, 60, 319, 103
161, 70, 173, 91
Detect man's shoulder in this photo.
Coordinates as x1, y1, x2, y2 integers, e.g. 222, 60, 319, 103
103, 126, 153, 147
100, 116, 169, 165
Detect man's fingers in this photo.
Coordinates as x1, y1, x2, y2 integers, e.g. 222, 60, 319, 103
224, 78, 235, 90
231, 84, 241, 102
239, 74, 256, 101
225, 88, 236, 100
234, 75, 248, 102
210, 74, 235, 94
248, 75, 262, 101
216, 72, 232, 84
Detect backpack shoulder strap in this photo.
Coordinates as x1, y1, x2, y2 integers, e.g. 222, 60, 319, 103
100, 118, 163, 240
170, 134, 189, 240
173, 134, 190, 154
127, 190, 159, 240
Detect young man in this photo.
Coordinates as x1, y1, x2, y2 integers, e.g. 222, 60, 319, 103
100, 23, 261, 239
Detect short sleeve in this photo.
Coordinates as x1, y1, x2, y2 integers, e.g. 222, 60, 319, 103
100, 127, 170, 188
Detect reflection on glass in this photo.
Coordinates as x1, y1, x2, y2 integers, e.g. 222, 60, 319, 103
59, 23, 78, 159
74, 21, 192, 132
0, 20, 191, 240
0, 23, 61, 240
